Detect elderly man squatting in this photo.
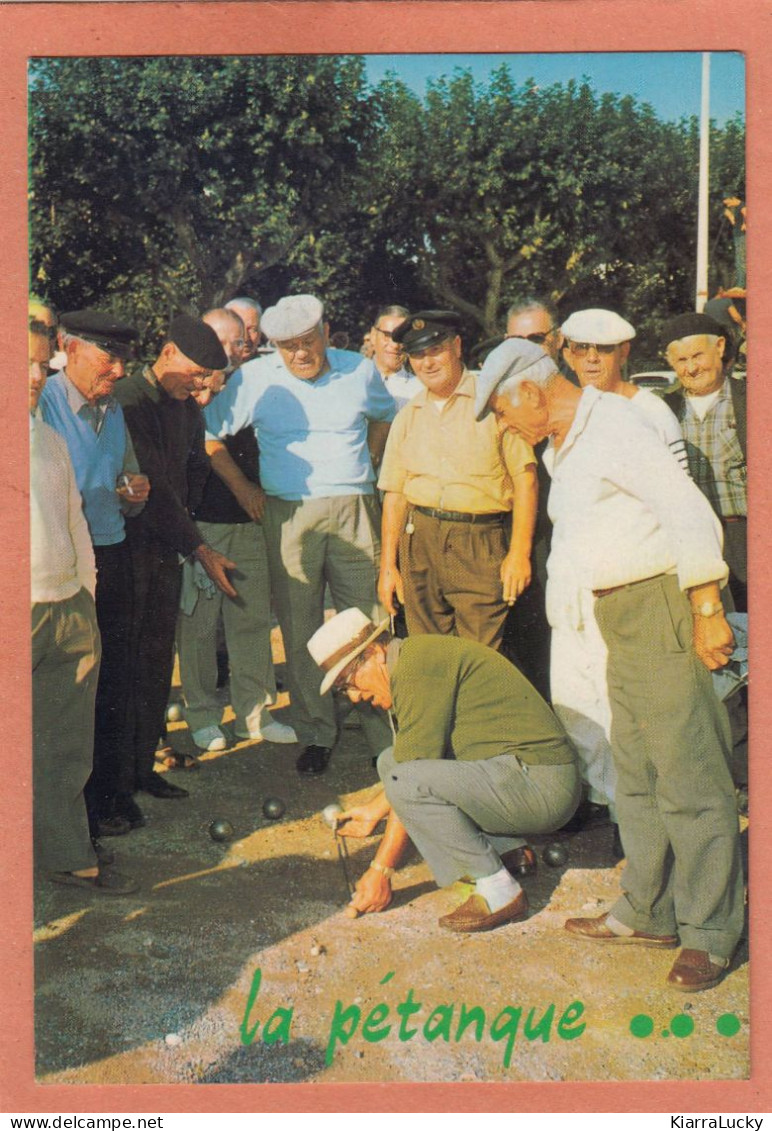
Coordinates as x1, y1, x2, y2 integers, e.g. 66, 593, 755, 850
308, 608, 580, 929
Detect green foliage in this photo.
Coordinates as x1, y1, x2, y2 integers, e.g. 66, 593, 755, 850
29, 56, 745, 357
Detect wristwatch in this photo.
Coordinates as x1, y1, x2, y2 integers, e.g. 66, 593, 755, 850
693, 600, 724, 618
369, 861, 395, 878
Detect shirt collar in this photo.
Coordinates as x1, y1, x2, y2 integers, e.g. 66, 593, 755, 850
411, 367, 474, 408
62, 368, 117, 414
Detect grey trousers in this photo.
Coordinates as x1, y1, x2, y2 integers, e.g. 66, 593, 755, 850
177, 521, 276, 733
378, 746, 580, 887
32, 589, 101, 873
595, 573, 744, 959
262, 493, 391, 753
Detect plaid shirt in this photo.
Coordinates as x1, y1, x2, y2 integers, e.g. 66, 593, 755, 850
681, 380, 746, 518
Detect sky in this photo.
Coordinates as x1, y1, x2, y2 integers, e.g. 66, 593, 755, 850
364, 53, 745, 125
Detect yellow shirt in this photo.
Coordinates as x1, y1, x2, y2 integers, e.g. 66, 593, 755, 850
377, 370, 535, 513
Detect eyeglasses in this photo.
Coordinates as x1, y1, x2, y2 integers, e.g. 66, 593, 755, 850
568, 341, 619, 356
509, 329, 557, 345
333, 652, 369, 693
373, 327, 400, 342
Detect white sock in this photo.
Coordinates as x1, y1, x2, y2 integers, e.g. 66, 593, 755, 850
475, 866, 522, 912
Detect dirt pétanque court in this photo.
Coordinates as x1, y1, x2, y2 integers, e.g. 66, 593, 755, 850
34, 630, 749, 1086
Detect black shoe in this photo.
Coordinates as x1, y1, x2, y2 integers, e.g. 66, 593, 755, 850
138, 771, 189, 799
296, 744, 332, 775
560, 800, 611, 834
91, 839, 115, 866
113, 794, 147, 828
94, 815, 131, 838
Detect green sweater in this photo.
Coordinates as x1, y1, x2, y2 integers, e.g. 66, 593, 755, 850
391, 636, 575, 766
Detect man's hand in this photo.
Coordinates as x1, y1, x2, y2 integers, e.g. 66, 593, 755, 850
335, 804, 385, 840
378, 564, 404, 616
195, 543, 238, 598
116, 473, 151, 503
234, 482, 266, 522
693, 611, 735, 671
344, 867, 393, 918
500, 549, 532, 605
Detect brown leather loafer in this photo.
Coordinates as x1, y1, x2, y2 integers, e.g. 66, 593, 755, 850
666, 948, 729, 992
564, 913, 678, 948
439, 890, 528, 933
501, 845, 537, 876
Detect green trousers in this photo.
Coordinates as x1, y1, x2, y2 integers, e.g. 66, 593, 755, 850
595, 573, 744, 959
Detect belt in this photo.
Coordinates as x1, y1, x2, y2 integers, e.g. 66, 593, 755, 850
413, 505, 508, 525
722, 515, 746, 525
593, 572, 667, 599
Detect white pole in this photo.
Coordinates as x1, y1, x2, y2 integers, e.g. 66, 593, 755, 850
695, 52, 710, 312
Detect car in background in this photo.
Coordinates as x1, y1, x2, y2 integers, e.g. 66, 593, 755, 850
629, 370, 680, 396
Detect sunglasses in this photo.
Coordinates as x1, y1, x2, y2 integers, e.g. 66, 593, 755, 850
567, 341, 619, 356
509, 329, 556, 345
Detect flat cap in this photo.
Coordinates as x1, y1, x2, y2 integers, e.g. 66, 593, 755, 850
561, 308, 635, 345
60, 309, 138, 360
662, 312, 727, 345
168, 314, 228, 370
392, 310, 462, 354
261, 295, 324, 342
474, 338, 558, 420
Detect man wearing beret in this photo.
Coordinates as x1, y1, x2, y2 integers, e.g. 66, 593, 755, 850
377, 310, 538, 654
114, 315, 234, 809
475, 337, 743, 992
553, 309, 688, 846
204, 294, 396, 776
307, 608, 579, 929
176, 307, 295, 753
30, 320, 137, 893
38, 309, 152, 840
662, 312, 747, 613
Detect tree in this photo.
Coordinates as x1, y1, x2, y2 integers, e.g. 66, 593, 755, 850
29, 55, 378, 344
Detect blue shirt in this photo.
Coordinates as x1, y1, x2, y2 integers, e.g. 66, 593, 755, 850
204, 348, 396, 501
38, 370, 131, 546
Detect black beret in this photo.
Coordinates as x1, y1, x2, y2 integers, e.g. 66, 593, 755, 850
662, 312, 728, 345
60, 309, 138, 360
392, 310, 463, 353
168, 314, 228, 371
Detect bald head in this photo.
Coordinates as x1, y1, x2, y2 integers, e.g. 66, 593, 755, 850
203, 308, 246, 374
225, 297, 261, 360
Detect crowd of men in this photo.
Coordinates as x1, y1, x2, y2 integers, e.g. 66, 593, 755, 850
29, 287, 747, 992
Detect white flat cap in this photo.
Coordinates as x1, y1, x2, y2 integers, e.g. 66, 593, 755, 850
261, 294, 324, 342
474, 338, 558, 420
561, 308, 636, 344
308, 608, 390, 694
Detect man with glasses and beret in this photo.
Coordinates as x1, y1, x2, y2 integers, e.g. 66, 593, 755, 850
553, 309, 688, 849
475, 337, 743, 993
38, 309, 151, 842
204, 293, 396, 777
114, 315, 234, 813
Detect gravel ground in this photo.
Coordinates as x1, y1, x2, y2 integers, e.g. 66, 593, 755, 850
33, 645, 749, 1086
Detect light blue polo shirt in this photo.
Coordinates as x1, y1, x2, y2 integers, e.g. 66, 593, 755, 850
38, 370, 130, 546
204, 348, 396, 501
